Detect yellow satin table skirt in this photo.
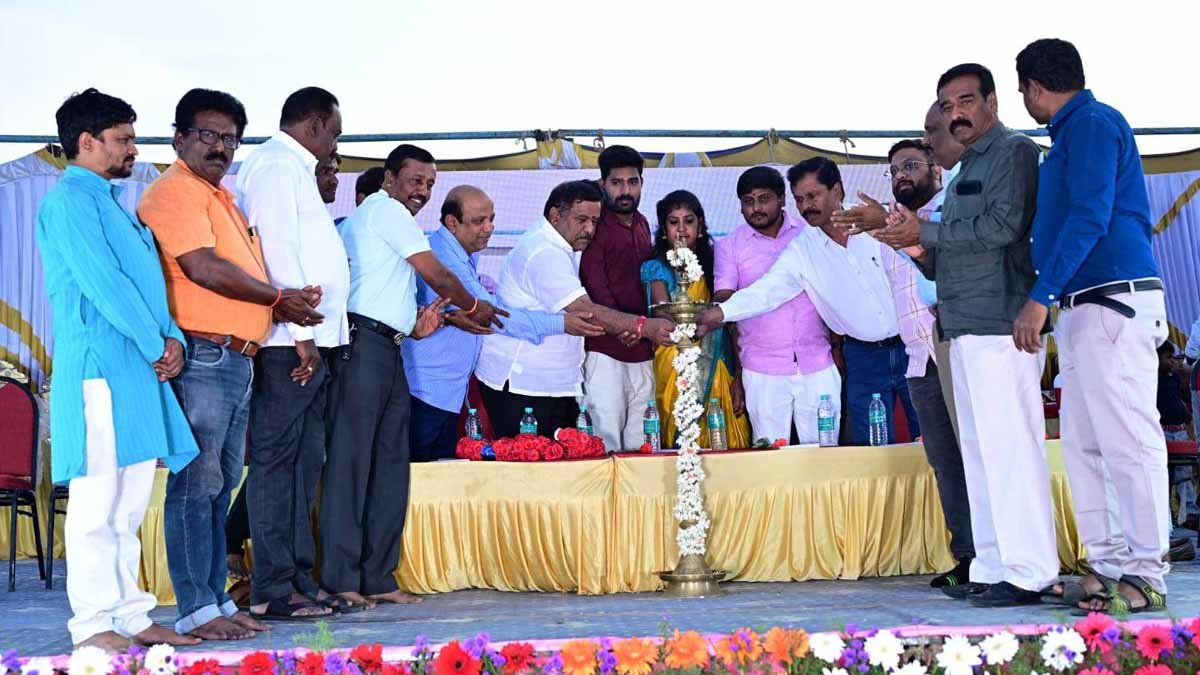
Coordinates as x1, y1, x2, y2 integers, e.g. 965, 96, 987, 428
1, 442, 1085, 602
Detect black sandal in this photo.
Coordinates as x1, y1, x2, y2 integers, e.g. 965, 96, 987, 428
249, 595, 331, 621
316, 594, 368, 614
1040, 579, 1089, 606
1071, 574, 1166, 615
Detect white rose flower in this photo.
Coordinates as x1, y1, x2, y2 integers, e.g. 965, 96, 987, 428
809, 633, 846, 664
979, 631, 1019, 666
934, 635, 981, 675
67, 646, 110, 675
863, 630, 904, 672
893, 661, 928, 675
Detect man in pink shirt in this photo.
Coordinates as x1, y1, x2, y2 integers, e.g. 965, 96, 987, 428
714, 166, 837, 443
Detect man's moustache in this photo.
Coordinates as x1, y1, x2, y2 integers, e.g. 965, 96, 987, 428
950, 119, 972, 132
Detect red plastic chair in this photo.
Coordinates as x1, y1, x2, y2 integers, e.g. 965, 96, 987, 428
0, 376, 45, 591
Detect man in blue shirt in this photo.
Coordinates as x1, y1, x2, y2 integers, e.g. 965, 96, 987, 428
36, 88, 200, 650
1015, 38, 1170, 613
404, 185, 604, 461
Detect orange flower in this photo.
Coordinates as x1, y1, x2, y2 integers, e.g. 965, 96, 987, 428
664, 630, 710, 670
612, 638, 658, 675
559, 640, 597, 675
764, 628, 809, 665
713, 629, 763, 668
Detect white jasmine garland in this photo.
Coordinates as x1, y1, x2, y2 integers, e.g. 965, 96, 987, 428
670, 338, 709, 555
666, 246, 704, 286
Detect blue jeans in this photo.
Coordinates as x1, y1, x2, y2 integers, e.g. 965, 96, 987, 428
844, 338, 919, 445
410, 396, 460, 462
164, 336, 253, 633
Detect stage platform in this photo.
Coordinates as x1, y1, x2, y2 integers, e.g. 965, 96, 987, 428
4, 550, 1198, 658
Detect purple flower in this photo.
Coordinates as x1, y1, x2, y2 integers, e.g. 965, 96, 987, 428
841, 648, 856, 664
849, 639, 863, 651
544, 654, 564, 675
1101, 626, 1121, 643
486, 650, 507, 668
598, 651, 617, 675
325, 653, 347, 674
845, 624, 858, 636
464, 639, 485, 659
600, 639, 614, 651
729, 642, 740, 653
856, 665, 868, 674
413, 635, 431, 656
1171, 624, 1193, 644
3, 651, 21, 672
126, 645, 146, 659
279, 652, 298, 675
345, 663, 363, 675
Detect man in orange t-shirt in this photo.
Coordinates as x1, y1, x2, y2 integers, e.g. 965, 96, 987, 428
138, 89, 325, 636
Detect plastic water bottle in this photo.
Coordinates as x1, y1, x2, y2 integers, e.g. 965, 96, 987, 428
817, 394, 837, 447
707, 398, 728, 451
519, 407, 538, 435
576, 404, 594, 435
643, 401, 661, 453
868, 393, 888, 446
465, 408, 483, 440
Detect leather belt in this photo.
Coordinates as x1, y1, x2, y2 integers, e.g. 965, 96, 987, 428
844, 334, 903, 349
349, 313, 406, 346
1060, 279, 1163, 318
185, 330, 259, 357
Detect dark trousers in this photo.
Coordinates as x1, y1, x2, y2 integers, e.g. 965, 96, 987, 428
907, 358, 975, 561
479, 381, 579, 439
226, 486, 249, 555
844, 338, 919, 445
411, 396, 460, 462
246, 346, 327, 605
319, 328, 411, 595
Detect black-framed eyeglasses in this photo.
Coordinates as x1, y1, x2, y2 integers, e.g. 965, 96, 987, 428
184, 127, 241, 149
886, 159, 934, 178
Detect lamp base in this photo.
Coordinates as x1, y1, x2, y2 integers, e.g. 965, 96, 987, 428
656, 554, 727, 598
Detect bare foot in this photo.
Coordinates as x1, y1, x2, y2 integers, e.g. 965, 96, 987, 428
227, 553, 250, 581
1078, 579, 1153, 613
133, 623, 202, 646
75, 631, 131, 654
229, 612, 270, 632
337, 591, 377, 610
366, 589, 423, 604
186, 616, 255, 641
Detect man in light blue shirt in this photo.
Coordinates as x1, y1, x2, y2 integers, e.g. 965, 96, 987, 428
404, 185, 603, 461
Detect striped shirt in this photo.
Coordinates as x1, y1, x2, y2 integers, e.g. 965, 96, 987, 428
881, 244, 938, 379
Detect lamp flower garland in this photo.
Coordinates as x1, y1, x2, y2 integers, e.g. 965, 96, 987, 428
665, 242, 710, 557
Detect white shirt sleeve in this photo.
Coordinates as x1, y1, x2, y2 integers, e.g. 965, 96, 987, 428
719, 242, 807, 322
371, 203, 433, 260
239, 159, 314, 342
525, 247, 586, 312
1186, 318, 1200, 360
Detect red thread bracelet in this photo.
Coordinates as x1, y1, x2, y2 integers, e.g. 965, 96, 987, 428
635, 315, 647, 339
269, 288, 283, 308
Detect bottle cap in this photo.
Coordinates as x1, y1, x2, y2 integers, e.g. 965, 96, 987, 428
820, 394, 830, 400
524, 407, 533, 413
468, 408, 477, 414
872, 393, 882, 399
710, 397, 719, 403
580, 404, 588, 411
648, 401, 656, 407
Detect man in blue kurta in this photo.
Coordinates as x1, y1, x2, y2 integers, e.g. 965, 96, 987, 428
1014, 39, 1170, 613
402, 185, 603, 460
35, 89, 200, 651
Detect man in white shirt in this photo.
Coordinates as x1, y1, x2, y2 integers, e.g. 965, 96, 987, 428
476, 180, 675, 440
235, 86, 348, 620
698, 158, 920, 446
320, 144, 498, 610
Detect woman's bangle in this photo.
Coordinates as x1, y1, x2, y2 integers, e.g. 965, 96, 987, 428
467, 297, 480, 314
269, 288, 283, 308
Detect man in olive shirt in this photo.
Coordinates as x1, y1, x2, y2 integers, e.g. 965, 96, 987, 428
886, 63, 1057, 608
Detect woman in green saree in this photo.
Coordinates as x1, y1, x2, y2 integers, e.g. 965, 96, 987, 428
640, 190, 751, 449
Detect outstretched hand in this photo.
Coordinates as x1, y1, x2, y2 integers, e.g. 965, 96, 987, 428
831, 192, 888, 235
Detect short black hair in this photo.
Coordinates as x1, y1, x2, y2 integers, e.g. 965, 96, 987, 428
1158, 341, 1177, 357
1016, 38, 1086, 93
279, 86, 339, 127
173, 88, 248, 138
735, 166, 785, 199
55, 88, 137, 160
384, 144, 435, 174
543, 180, 603, 219
887, 139, 932, 163
937, 63, 996, 98
598, 144, 644, 181
786, 157, 842, 191
355, 166, 385, 197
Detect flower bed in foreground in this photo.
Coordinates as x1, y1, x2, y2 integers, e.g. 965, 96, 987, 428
5, 615, 1200, 675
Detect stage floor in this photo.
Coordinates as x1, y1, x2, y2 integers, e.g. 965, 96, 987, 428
5, 538, 1199, 657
